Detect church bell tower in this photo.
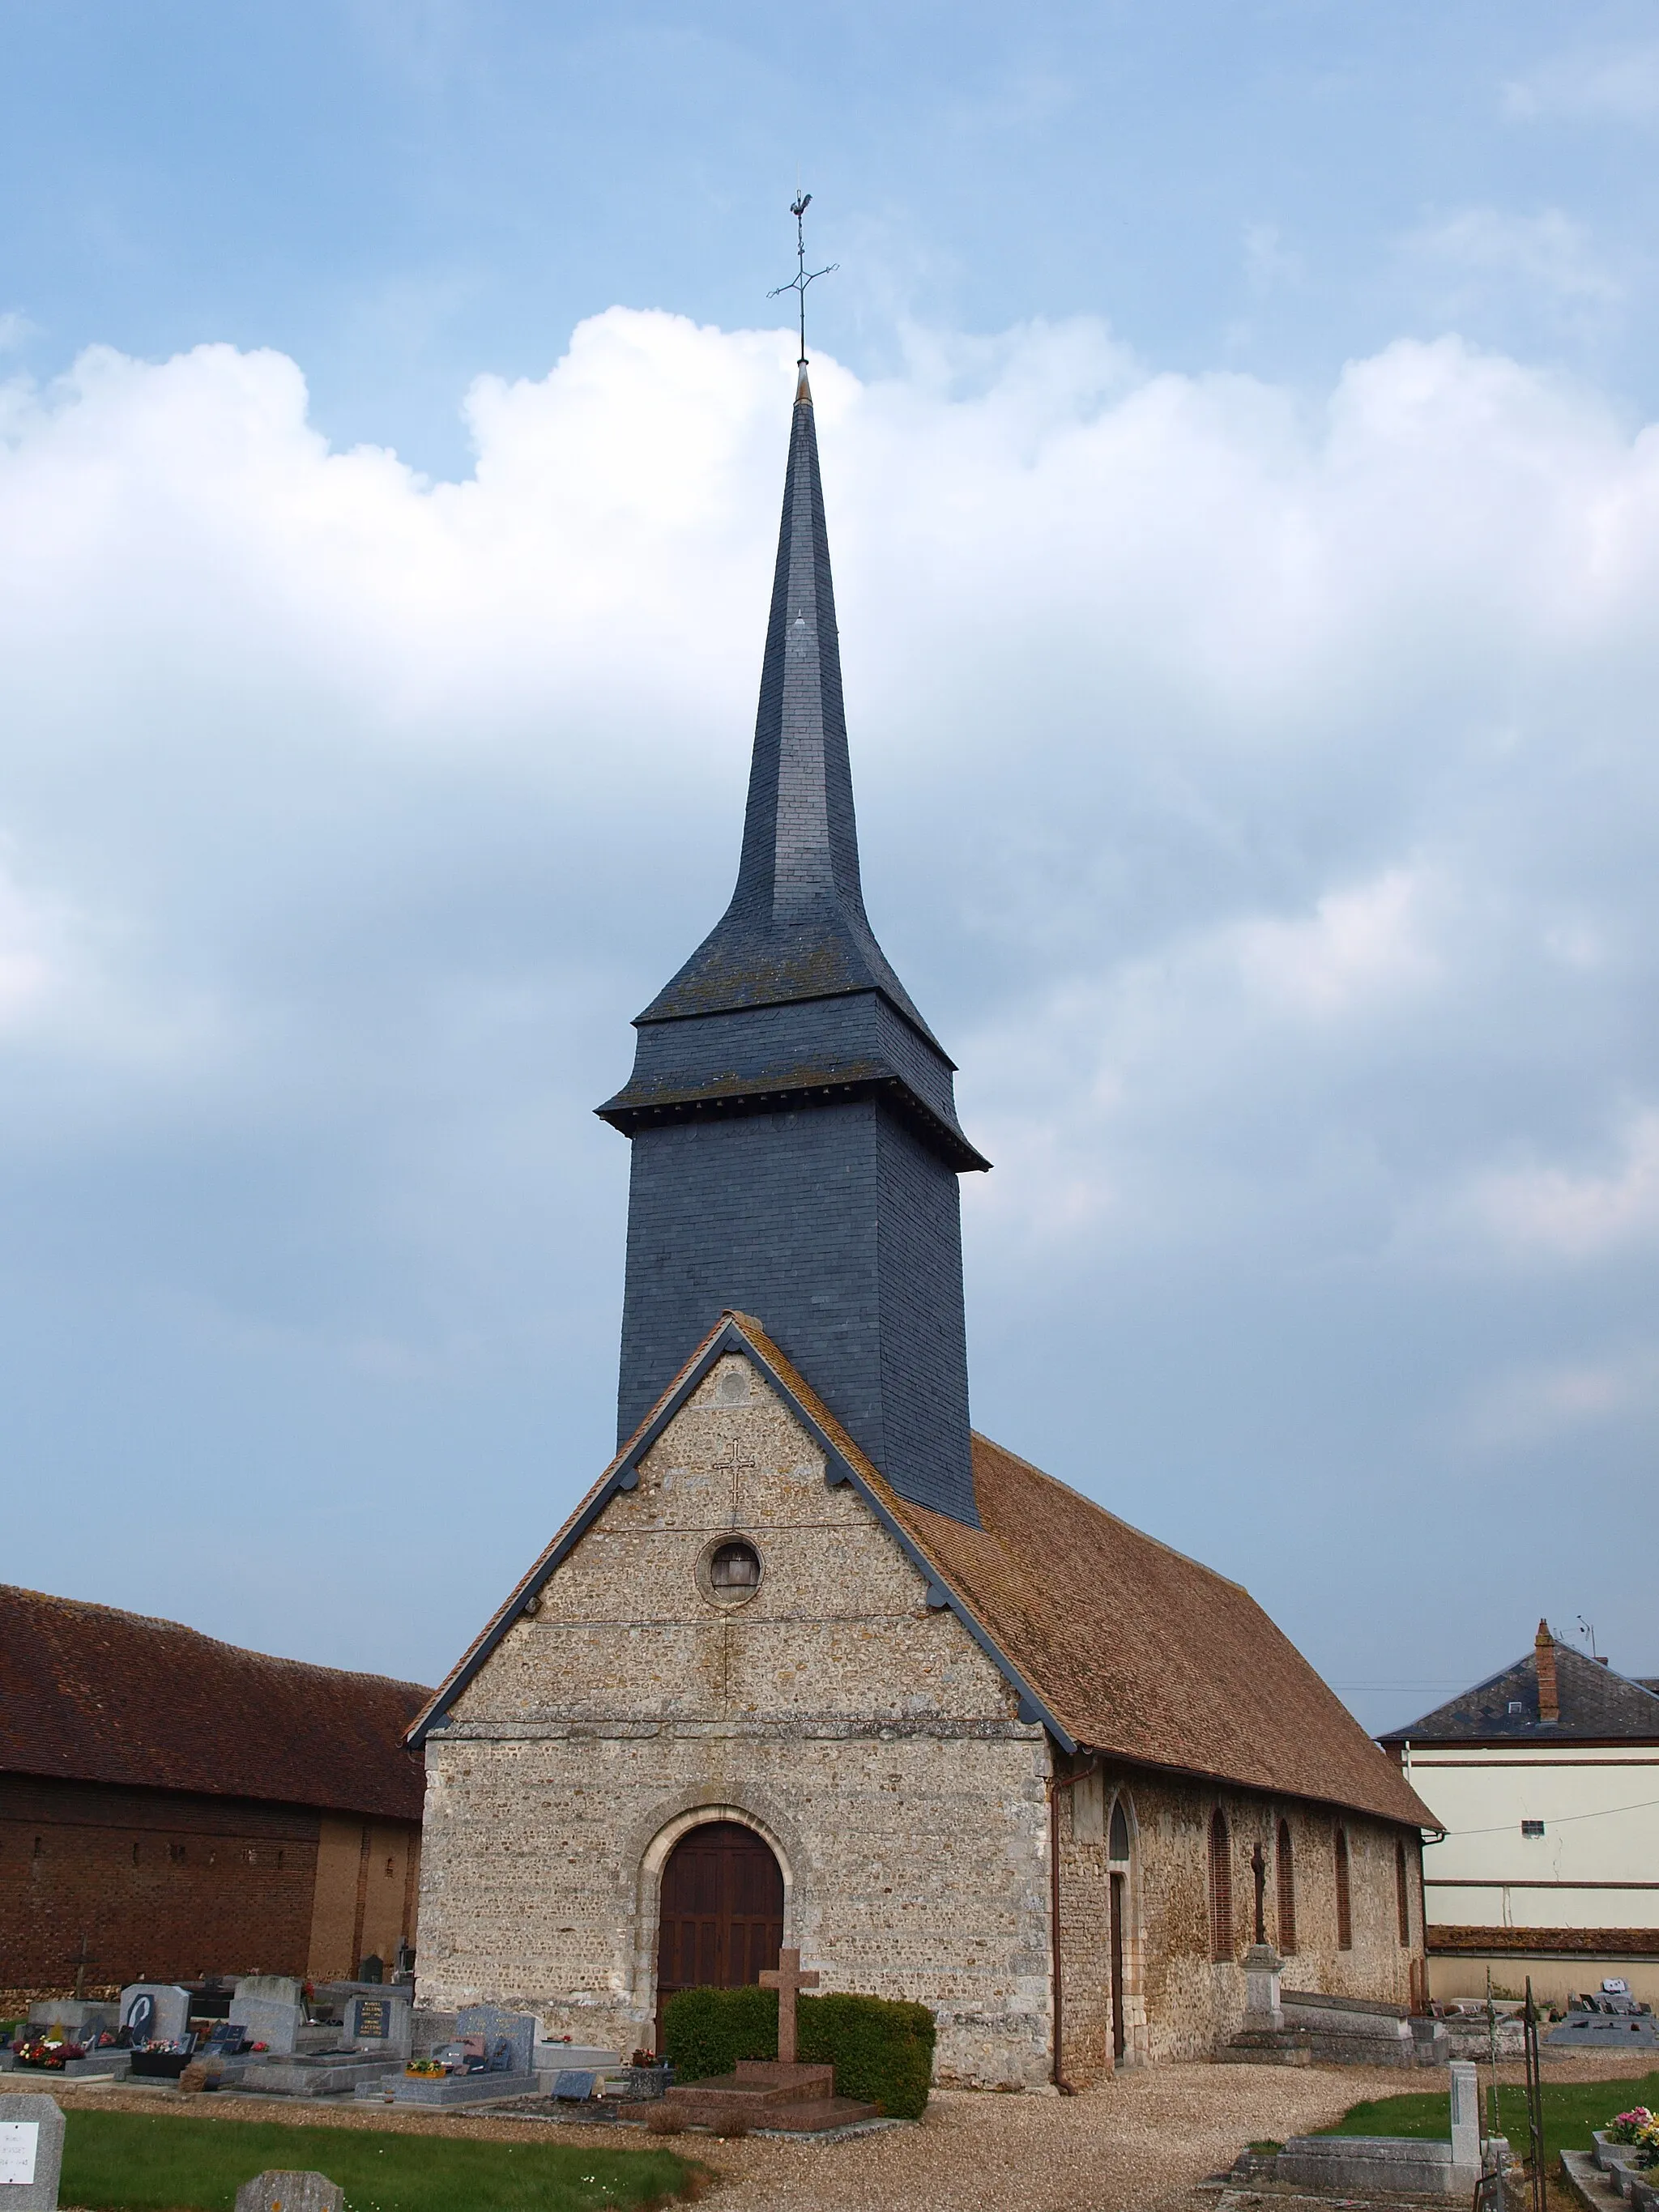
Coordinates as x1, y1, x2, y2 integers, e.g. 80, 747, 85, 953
597, 363, 988, 1528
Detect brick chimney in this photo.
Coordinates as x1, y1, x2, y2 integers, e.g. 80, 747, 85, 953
1535, 1619, 1560, 1724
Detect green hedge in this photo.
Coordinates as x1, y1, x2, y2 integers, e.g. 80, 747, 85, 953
660, 1986, 936, 2118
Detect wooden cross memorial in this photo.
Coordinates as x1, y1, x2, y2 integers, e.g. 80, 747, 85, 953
758, 1947, 819, 2065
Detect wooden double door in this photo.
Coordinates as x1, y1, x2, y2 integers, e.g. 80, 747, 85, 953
654, 1822, 783, 2047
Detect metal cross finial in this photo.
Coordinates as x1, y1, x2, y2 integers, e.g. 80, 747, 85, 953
769, 192, 838, 365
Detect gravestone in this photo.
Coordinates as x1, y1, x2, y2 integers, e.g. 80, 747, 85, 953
236, 1997, 302, 2055
342, 1992, 412, 2061
234, 1977, 303, 2010
758, 1949, 819, 2066
25, 2000, 116, 2039
454, 2005, 534, 2076
1241, 1944, 1284, 2030
0, 2094, 66, 2210
118, 1984, 191, 2045
232, 2175, 344, 2212
1448, 2061, 1481, 2173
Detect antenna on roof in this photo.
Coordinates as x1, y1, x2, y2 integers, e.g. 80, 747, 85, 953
769, 192, 838, 366
1576, 1614, 1601, 1660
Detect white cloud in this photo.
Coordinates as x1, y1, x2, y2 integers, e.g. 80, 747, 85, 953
1, 307, 1657, 1616
1504, 44, 1659, 122
1231, 870, 1440, 1016
1456, 1344, 1659, 1456
1461, 1114, 1659, 1263
1397, 207, 1624, 318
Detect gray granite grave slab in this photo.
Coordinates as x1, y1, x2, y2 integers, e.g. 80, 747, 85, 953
58, 2052, 130, 2080
535, 2046, 623, 2075
25, 2001, 117, 2039
1550, 2012, 1659, 2049
237, 1999, 303, 2056
118, 1985, 191, 2046
0, 2093, 66, 2209
233, 1978, 304, 2010
455, 2005, 535, 2076
410, 2012, 458, 2056
359, 2070, 539, 2107
233, 2174, 344, 2212
342, 1993, 412, 2060
240, 2055, 403, 2098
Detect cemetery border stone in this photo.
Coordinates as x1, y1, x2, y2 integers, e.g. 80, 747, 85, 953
0, 2093, 66, 2210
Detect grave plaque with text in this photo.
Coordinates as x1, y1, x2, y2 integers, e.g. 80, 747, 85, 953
0, 2095, 66, 2208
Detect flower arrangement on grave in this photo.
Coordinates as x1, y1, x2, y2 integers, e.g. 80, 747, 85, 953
404, 2058, 445, 2077
13, 2035, 85, 2070
1636, 2124, 1659, 2173
1606, 2110, 1656, 2144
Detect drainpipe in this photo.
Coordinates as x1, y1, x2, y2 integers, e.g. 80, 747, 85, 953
1047, 1750, 1101, 2093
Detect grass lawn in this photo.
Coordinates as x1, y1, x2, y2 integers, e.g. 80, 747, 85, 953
60, 2110, 701, 2212
1320, 2070, 1659, 2171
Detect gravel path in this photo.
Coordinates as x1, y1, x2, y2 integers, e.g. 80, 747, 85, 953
17, 2046, 1657, 2212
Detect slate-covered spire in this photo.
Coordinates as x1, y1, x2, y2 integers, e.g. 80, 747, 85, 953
599, 364, 986, 1528
637, 366, 933, 1042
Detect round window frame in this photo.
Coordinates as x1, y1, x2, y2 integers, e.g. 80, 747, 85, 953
695, 1533, 766, 1610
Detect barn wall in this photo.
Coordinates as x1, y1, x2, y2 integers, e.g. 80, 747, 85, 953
0, 1774, 320, 1989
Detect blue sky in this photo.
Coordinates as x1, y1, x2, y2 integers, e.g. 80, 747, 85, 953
3, 0, 1657, 1729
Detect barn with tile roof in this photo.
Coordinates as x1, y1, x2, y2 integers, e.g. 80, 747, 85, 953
411, 355, 1438, 2084
0, 1585, 428, 1993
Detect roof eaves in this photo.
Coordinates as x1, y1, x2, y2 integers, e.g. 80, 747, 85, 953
730, 1321, 1075, 1754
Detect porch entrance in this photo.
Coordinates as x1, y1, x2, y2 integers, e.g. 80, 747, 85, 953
654, 1821, 783, 2050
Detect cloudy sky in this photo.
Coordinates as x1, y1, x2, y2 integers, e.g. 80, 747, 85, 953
4, 1, 1655, 1732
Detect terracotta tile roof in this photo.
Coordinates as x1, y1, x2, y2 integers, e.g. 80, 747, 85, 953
1380, 1638, 1659, 1745
1429, 1926, 1659, 1959
0, 1585, 429, 1821
733, 1323, 1435, 1830
416, 1311, 1433, 1830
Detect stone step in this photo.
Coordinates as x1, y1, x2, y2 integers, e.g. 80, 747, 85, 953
663, 2087, 881, 2134
666, 2061, 834, 2110
1215, 2029, 1313, 2067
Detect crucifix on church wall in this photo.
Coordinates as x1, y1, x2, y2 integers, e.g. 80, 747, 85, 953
758, 1946, 820, 2065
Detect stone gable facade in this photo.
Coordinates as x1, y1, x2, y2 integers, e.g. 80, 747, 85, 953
415, 1349, 1423, 2085
417, 1352, 1054, 2083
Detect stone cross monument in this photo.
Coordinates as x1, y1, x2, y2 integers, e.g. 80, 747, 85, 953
759, 1948, 820, 2066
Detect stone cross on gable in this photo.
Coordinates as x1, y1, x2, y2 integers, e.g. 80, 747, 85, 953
758, 1947, 819, 2065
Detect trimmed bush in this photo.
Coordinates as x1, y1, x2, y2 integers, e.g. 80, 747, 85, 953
660, 1986, 935, 2119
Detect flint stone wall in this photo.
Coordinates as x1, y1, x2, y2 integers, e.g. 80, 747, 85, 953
1053, 1764, 1426, 2082
416, 1350, 1427, 2086
416, 1353, 1054, 2086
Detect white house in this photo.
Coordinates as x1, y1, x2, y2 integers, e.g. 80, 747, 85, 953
1379, 1621, 1659, 2009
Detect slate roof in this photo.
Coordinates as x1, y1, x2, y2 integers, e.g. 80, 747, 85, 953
1379, 1637, 1659, 1746
628, 366, 936, 1045
414, 1314, 1434, 1831
0, 1584, 429, 1821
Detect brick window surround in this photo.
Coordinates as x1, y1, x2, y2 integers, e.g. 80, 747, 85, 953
1276, 1818, 1297, 1955
1334, 1824, 1353, 1950
1209, 1808, 1234, 1962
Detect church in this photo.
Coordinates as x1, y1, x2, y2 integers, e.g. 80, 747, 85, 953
408, 359, 1437, 2088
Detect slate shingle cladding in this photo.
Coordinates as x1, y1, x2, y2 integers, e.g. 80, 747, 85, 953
599, 369, 986, 1528
1379, 1637, 1659, 1746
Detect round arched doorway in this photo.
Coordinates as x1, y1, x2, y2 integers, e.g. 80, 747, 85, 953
654, 1820, 783, 2047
